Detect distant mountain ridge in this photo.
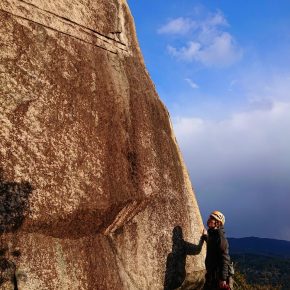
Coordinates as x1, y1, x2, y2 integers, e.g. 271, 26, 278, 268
228, 236, 290, 258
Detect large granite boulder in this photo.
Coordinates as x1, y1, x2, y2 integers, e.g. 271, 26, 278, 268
0, 0, 205, 289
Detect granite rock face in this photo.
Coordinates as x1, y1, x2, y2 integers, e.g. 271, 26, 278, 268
0, 0, 205, 289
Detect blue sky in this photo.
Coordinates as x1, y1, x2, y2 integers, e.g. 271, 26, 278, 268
127, 0, 290, 241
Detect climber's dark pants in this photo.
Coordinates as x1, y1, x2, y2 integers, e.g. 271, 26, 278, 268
203, 270, 219, 290
203, 270, 234, 290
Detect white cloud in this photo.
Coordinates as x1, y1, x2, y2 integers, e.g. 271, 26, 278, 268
197, 32, 242, 66
158, 17, 197, 35
204, 10, 228, 27
167, 31, 242, 67
168, 42, 201, 61
158, 10, 227, 36
161, 10, 242, 67
185, 78, 199, 89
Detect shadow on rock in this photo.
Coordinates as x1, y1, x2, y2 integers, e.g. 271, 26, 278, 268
0, 168, 33, 234
164, 226, 204, 290
0, 247, 21, 290
0, 168, 33, 289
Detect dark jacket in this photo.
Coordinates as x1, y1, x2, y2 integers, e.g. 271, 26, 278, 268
204, 227, 231, 281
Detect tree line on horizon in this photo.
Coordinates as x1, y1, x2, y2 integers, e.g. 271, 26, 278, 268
232, 253, 290, 290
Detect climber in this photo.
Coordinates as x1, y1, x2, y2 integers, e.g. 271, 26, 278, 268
202, 211, 233, 290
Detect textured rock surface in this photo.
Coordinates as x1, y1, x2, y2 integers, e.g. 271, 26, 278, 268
0, 0, 205, 289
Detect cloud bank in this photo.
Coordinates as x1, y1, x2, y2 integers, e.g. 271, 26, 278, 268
173, 101, 290, 240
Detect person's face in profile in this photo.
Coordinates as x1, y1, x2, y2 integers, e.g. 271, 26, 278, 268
207, 217, 217, 229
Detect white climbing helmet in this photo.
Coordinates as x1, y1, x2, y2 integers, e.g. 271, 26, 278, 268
210, 210, 225, 225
